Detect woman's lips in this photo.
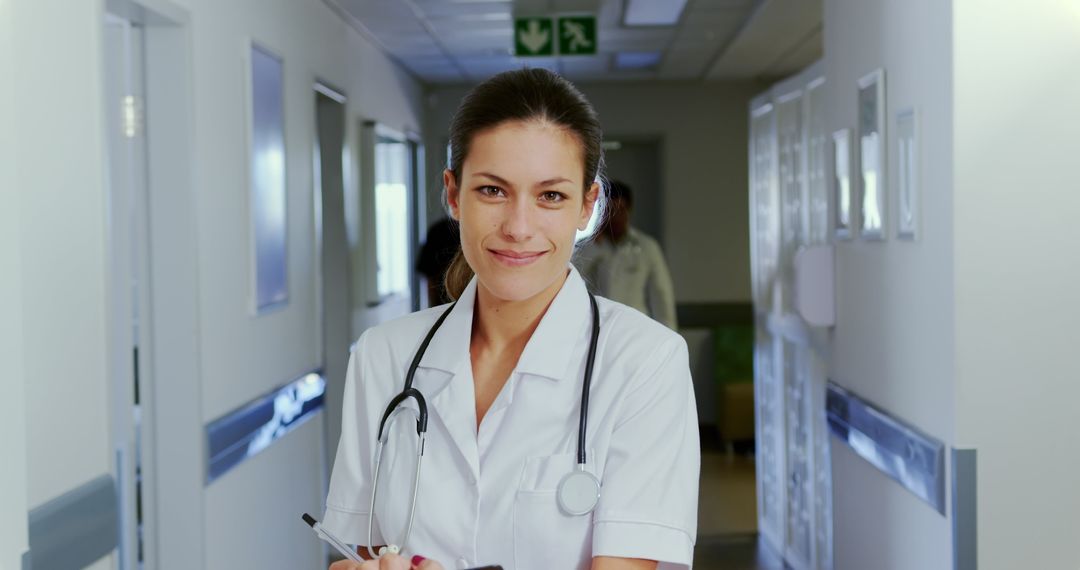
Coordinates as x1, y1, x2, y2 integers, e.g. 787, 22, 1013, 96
489, 248, 547, 266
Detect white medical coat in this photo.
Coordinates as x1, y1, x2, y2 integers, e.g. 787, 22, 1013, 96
575, 228, 678, 330
323, 267, 699, 569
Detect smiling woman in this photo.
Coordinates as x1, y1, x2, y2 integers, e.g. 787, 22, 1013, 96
445, 119, 598, 303
324, 69, 699, 570
441, 69, 606, 303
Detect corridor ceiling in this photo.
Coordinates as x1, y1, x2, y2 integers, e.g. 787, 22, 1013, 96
327, 0, 822, 84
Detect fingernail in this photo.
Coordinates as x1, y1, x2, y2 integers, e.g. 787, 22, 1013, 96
412, 555, 426, 566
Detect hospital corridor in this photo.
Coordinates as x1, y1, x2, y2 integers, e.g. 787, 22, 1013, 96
3, 0, 1079, 569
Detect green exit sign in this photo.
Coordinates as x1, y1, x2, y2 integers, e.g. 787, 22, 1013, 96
515, 15, 597, 57
558, 16, 597, 56
515, 17, 554, 57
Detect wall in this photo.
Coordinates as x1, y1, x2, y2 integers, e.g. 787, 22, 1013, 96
423, 80, 763, 304
170, 0, 425, 566
823, 0, 955, 568
7, 0, 425, 567
12, 0, 115, 540
953, 2, 1080, 568
0, 0, 30, 567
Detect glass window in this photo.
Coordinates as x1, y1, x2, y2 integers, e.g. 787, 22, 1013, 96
375, 137, 411, 298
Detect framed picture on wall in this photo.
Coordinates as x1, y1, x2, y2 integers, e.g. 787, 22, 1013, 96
857, 69, 886, 241
895, 107, 918, 240
247, 41, 289, 313
832, 128, 855, 240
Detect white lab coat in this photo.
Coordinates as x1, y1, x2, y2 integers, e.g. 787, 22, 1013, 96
575, 228, 679, 330
323, 267, 699, 570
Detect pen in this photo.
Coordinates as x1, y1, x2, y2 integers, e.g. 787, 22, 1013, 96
302, 513, 365, 564
302, 514, 503, 570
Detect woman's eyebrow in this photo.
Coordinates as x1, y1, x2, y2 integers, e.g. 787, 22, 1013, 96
473, 172, 573, 188
474, 172, 512, 187
538, 177, 573, 187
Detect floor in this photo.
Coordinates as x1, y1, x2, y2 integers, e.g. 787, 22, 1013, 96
697, 452, 759, 535
694, 533, 785, 570
693, 438, 785, 570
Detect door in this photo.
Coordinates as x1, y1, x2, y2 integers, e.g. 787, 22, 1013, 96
314, 85, 352, 458
103, 14, 150, 569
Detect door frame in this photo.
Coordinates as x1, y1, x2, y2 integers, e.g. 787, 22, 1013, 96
102, 1, 203, 568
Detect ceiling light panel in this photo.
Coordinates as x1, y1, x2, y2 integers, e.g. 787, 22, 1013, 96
614, 51, 662, 70
623, 0, 689, 26
415, 2, 512, 21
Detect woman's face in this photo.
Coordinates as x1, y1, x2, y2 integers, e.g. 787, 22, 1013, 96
445, 119, 598, 303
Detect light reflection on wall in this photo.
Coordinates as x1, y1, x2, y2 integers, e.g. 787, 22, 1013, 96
248, 373, 326, 456
206, 372, 326, 483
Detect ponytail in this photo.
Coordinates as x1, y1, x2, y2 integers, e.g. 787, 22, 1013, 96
443, 248, 473, 301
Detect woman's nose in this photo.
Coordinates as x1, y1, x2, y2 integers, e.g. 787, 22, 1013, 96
500, 200, 534, 241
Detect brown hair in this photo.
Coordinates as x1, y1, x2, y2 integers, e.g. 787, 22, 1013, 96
443, 68, 605, 299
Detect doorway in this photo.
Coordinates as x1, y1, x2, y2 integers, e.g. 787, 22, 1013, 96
601, 137, 663, 248
313, 83, 352, 459
103, 2, 202, 568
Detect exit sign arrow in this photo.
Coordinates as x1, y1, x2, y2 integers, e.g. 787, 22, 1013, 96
515, 17, 554, 57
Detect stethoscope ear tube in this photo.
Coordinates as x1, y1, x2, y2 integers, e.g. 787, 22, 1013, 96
377, 388, 428, 439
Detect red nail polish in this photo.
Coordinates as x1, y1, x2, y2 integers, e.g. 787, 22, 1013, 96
412, 555, 426, 566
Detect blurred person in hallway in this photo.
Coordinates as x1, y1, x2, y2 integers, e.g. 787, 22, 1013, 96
416, 216, 461, 306
576, 180, 678, 329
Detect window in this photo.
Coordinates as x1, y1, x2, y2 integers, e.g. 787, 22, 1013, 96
374, 136, 411, 299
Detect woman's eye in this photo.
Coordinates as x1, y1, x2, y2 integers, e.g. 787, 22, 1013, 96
478, 185, 504, 197
540, 191, 566, 203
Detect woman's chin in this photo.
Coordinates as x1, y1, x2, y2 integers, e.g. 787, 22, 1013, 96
478, 268, 564, 303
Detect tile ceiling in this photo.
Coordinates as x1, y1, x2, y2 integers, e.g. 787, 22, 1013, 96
329, 0, 822, 84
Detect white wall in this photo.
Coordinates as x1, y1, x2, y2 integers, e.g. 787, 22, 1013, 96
823, 0, 956, 568
953, 2, 1080, 568
423, 81, 763, 304
12, 0, 116, 520
169, 0, 425, 566
7, 0, 425, 568
0, 1, 30, 567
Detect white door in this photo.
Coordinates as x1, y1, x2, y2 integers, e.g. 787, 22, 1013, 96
315, 87, 352, 460
104, 14, 151, 569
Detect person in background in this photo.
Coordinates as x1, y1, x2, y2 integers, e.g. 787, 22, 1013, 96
576, 180, 678, 330
416, 216, 461, 306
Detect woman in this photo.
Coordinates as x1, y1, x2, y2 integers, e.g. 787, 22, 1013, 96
324, 69, 699, 570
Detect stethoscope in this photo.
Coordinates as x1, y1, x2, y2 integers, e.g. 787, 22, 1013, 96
366, 291, 602, 559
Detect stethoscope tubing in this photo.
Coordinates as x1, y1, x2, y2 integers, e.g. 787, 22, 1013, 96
371, 287, 601, 555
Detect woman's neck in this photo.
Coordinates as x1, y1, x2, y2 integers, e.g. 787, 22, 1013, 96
471, 269, 569, 353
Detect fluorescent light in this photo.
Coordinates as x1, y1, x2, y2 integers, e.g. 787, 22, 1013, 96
623, 0, 689, 26
614, 51, 662, 70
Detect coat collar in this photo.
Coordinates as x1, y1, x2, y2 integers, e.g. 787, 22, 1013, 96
416, 265, 592, 385
407, 266, 592, 481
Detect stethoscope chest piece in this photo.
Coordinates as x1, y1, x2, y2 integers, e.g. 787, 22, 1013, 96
556, 468, 601, 516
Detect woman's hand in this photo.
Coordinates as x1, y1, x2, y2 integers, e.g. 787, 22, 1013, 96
329, 553, 444, 570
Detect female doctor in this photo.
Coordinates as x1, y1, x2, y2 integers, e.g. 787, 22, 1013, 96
323, 68, 700, 570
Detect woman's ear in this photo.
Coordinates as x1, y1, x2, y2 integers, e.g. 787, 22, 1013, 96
444, 169, 461, 220
578, 181, 601, 231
